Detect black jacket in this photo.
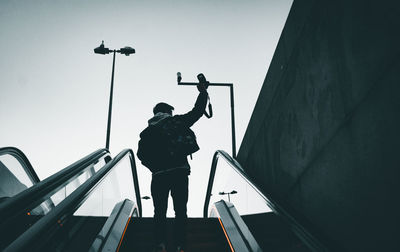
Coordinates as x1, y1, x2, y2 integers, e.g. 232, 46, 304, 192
146, 91, 208, 175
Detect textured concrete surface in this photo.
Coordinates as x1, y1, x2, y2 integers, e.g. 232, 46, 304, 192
238, 0, 400, 251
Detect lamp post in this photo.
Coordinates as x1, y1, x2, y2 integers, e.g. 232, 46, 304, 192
177, 73, 237, 159
94, 41, 135, 150
219, 190, 237, 202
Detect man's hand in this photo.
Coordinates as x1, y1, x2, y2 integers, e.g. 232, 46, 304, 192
197, 81, 208, 93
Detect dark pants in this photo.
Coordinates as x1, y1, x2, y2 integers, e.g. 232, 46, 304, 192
151, 171, 188, 248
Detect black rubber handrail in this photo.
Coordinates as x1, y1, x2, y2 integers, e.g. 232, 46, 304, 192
0, 148, 110, 224
204, 150, 329, 252
4, 149, 141, 251
90, 199, 137, 252
211, 200, 262, 252
0, 146, 41, 184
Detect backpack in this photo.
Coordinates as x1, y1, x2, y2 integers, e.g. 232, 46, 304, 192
137, 117, 199, 172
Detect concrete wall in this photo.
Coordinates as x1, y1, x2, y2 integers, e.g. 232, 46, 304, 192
238, 0, 400, 251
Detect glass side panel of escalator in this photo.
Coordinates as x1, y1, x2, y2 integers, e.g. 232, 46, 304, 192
208, 159, 271, 216
29, 158, 107, 214
49, 160, 105, 207
34, 153, 138, 252
0, 153, 36, 200
0, 156, 107, 250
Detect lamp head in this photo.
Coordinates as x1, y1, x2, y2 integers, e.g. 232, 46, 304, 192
120, 46, 135, 56
177, 72, 182, 83
94, 40, 110, 55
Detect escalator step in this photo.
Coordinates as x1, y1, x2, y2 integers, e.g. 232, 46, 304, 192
119, 218, 231, 252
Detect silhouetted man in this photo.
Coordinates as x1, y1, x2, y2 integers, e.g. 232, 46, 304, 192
140, 82, 208, 252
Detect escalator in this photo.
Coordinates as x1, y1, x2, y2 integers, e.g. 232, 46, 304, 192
0, 147, 323, 251
1, 148, 140, 251
118, 150, 316, 252
0, 147, 111, 251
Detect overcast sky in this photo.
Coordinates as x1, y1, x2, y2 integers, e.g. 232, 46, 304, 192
0, 0, 292, 217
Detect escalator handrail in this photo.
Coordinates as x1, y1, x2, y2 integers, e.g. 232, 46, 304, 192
0, 148, 110, 223
0, 146, 41, 184
211, 200, 262, 252
204, 150, 329, 252
4, 149, 141, 252
90, 199, 136, 252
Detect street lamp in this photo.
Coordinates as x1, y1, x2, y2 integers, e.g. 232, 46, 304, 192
177, 73, 237, 159
219, 190, 237, 202
94, 41, 135, 150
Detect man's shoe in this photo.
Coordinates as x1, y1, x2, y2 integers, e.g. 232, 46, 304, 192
176, 245, 184, 252
153, 243, 167, 252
